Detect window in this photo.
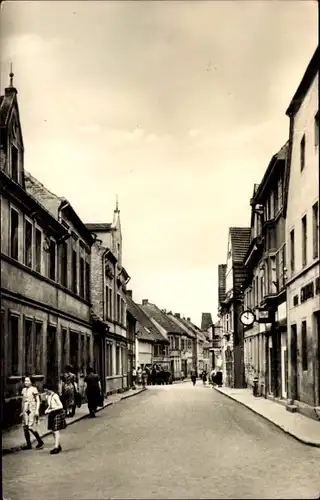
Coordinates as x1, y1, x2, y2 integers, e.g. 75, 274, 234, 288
188, 339, 192, 349
86, 336, 90, 369
290, 229, 295, 272
80, 335, 85, 372
72, 249, 77, 293
49, 240, 56, 281
106, 342, 113, 376
79, 257, 85, 298
9, 314, 19, 376
300, 135, 305, 171
35, 228, 42, 273
312, 202, 319, 259
315, 111, 319, 148
10, 208, 19, 260
35, 322, 43, 374
302, 215, 307, 267
116, 345, 120, 374
60, 241, 68, 287
181, 338, 185, 351
11, 145, 18, 182
85, 260, 90, 301
24, 219, 32, 268
278, 176, 283, 209
24, 319, 33, 375
108, 288, 112, 319
260, 276, 264, 301
61, 328, 67, 372
301, 321, 308, 371
117, 295, 120, 323
174, 336, 179, 350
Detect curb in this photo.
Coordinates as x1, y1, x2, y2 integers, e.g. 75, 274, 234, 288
2, 389, 146, 456
212, 386, 320, 448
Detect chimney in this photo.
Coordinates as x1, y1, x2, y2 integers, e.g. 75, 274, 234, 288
162, 309, 167, 313
187, 317, 190, 321
127, 290, 132, 299
142, 299, 148, 306
174, 313, 180, 319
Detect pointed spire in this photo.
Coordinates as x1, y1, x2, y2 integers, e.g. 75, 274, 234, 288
9, 63, 14, 87
115, 194, 120, 213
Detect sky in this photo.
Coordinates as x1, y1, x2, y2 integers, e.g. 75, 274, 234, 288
0, 1, 318, 327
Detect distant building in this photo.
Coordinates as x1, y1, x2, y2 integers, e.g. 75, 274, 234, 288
86, 209, 130, 395
126, 293, 169, 370
218, 227, 251, 388
168, 313, 197, 376
284, 47, 319, 418
243, 143, 288, 398
0, 76, 94, 426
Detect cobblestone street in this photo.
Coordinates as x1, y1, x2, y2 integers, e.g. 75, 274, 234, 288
3, 383, 320, 500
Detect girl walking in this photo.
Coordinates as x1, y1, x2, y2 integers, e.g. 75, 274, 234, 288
20, 376, 44, 450
43, 381, 67, 454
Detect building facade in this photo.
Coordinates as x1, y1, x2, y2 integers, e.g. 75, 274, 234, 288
218, 227, 251, 388
86, 211, 130, 395
126, 293, 169, 369
284, 48, 320, 418
1, 79, 94, 426
243, 143, 288, 399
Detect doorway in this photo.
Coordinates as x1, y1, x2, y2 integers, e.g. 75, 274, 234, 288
47, 325, 58, 389
290, 324, 298, 402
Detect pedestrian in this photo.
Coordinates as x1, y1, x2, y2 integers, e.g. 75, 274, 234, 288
201, 370, 207, 385
191, 368, 197, 386
132, 367, 137, 389
62, 365, 78, 417
20, 376, 44, 450
137, 366, 142, 386
210, 368, 216, 386
84, 367, 102, 418
43, 380, 67, 454
151, 365, 157, 385
141, 367, 148, 389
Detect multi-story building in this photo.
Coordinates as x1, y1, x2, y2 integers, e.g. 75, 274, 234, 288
126, 292, 169, 369
218, 227, 251, 388
86, 210, 130, 395
140, 300, 189, 380
168, 313, 196, 376
126, 292, 137, 388
243, 143, 289, 399
0, 76, 94, 426
201, 313, 213, 372
284, 47, 320, 419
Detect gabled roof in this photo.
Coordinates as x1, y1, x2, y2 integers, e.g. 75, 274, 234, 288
229, 227, 251, 263
286, 46, 319, 117
140, 302, 185, 335
253, 142, 288, 203
167, 314, 196, 339
85, 223, 113, 232
25, 172, 94, 245
0, 85, 25, 151
127, 297, 168, 343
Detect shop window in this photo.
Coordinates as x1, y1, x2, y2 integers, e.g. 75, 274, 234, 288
116, 345, 120, 374
85, 260, 90, 301
34, 322, 43, 375
9, 314, 19, 376
301, 321, 308, 371
61, 328, 67, 372
24, 319, 33, 375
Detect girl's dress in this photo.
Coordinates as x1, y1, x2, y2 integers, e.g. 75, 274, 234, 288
22, 386, 39, 428
47, 393, 67, 431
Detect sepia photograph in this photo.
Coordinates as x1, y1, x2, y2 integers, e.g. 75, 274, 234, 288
0, 0, 319, 499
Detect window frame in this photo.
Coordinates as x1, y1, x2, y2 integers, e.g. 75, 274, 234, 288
24, 216, 33, 269
24, 316, 34, 376
10, 205, 20, 261
290, 229, 295, 273
300, 134, 306, 171
34, 321, 43, 375
34, 224, 43, 274
48, 237, 56, 281
301, 320, 308, 371
301, 215, 307, 267
312, 201, 319, 259
9, 311, 20, 376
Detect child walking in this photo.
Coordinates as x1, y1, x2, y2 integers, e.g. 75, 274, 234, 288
20, 376, 44, 450
43, 381, 67, 454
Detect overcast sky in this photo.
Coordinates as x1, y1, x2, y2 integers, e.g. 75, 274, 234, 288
0, 1, 317, 326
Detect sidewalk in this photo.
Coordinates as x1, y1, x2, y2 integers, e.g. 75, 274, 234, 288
212, 385, 320, 447
2, 387, 146, 455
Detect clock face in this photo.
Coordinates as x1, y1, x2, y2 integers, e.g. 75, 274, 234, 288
240, 310, 255, 327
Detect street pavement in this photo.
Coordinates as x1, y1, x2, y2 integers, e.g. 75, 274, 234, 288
3, 382, 320, 500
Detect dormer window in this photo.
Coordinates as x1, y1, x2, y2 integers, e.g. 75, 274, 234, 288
11, 145, 18, 183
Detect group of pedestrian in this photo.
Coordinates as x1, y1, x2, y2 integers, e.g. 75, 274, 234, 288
20, 365, 103, 455
132, 365, 172, 388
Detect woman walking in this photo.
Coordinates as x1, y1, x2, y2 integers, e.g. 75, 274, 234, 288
61, 365, 78, 417
201, 370, 208, 385
20, 376, 44, 450
191, 368, 197, 386
43, 381, 67, 454
84, 367, 102, 418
